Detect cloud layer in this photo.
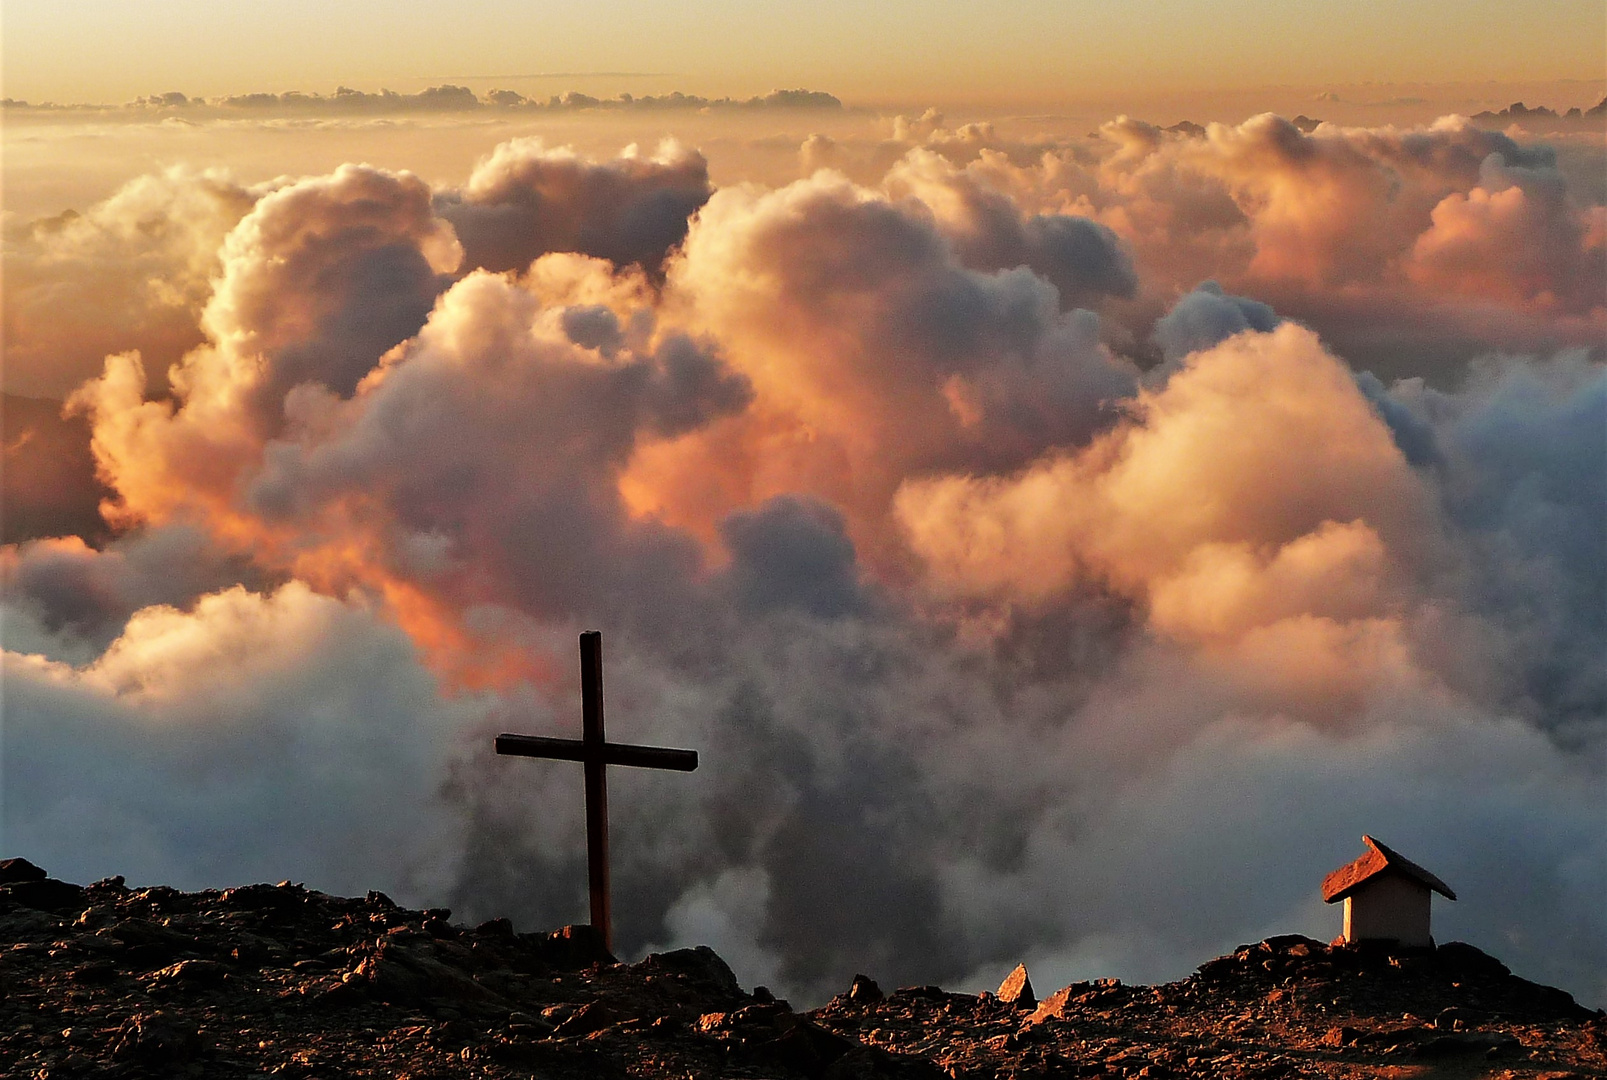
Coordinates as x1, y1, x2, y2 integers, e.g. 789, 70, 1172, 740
4, 112, 1603, 1009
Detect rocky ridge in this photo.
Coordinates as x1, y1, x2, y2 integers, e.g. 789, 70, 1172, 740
2, 859, 1602, 1079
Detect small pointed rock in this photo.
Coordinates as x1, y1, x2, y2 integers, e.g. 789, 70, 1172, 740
998, 963, 1035, 1008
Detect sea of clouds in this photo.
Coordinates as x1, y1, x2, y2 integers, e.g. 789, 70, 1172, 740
3, 109, 1603, 1006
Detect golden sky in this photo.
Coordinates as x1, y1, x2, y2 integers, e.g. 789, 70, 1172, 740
5, 0, 1605, 106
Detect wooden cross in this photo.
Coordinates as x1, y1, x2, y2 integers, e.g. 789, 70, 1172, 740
494, 631, 698, 952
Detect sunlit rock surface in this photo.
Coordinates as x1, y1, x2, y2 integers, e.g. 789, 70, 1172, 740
2, 863, 1601, 1078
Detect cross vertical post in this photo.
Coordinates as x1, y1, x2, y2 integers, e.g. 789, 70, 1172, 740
579, 630, 611, 951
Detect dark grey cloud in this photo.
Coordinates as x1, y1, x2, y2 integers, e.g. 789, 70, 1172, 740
888, 152, 1137, 308
718, 496, 865, 619
2, 526, 272, 663
1151, 281, 1280, 364
1388, 354, 1607, 743
437, 141, 712, 274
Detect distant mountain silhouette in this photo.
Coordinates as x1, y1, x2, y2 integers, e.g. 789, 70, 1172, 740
1471, 96, 1607, 125
2, 86, 845, 114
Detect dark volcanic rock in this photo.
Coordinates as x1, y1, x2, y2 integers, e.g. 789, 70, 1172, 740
637, 944, 741, 997
0, 857, 48, 884
814, 935, 1603, 1079
849, 973, 884, 1003
0, 861, 1601, 1079
1, 875, 85, 912
111, 1010, 206, 1063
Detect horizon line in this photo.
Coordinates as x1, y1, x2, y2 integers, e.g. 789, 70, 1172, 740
431, 72, 678, 80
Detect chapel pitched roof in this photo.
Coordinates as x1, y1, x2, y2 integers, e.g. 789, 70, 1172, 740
1320, 834, 1457, 903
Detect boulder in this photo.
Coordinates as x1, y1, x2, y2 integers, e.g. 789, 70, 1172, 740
551, 1000, 618, 1037
0, 857, 48, 884
997, 963, 1036, 1008
109, 1011, 204, 1063
634, 944, 742, 997
849, 974, 884, 1003
538, 923, 615, 969
2, 876, 86, 912
344, 941, 505, 1007
1027, 985, 1076, 1024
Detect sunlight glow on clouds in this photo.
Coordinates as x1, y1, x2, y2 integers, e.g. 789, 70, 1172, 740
3, 102, 1603, 1009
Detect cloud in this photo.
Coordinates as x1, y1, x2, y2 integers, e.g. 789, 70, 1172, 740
638, 170, 1138, 563
1150, 281, 1280, 365
886, 149, 1138, 306
2, 526, 264, 663
437, 139, 712, 274
8, 86, 845, 116
3, 582, 471, 898
922, 112, 1604, 378
3, 168, 259, 398
716, 496, 866, 619
64, 164, 461, 538
1386, 352, 1607, 741
2, 393, 109, 545
241, 263, 750, 632
897, 324, 1427, 618
5, 124, 1603, 1013
1407, 153, 1607, 311
199, 163, 461, 421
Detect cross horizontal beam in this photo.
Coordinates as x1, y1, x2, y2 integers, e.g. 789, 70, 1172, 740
494, 733, 699, 772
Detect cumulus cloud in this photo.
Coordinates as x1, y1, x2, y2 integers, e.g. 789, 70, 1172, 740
635, 170, 1138, 563
3, 582, 471, 897
242, 263, 750, 632
5, 122, 1603, 1014
716, 496, 866, 619
1150, 281, 1280, 366
1386, 353, 1607, 741
894, 322, 1454, 728
1, 526, 264, 664
1407, 153, 1607, 311
437, 139, 712, 274
886, 149, 1138, 306
199, 164, 461, 420
4, 168, 259, 398
67, 248, 749, 684
922, 113, 1604, 378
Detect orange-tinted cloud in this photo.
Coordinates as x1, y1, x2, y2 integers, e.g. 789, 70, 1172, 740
895, 322, 1446, 717
1408, 157, 1607, 310
7, 124, 1604, 1008
645, 170, 1137, 562
4, 168, 259, 398
898, 113, 1605, 374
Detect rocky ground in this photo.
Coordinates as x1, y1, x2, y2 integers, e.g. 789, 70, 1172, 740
2, 859, 1602, 1079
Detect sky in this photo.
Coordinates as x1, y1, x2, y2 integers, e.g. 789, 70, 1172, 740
4, 0, 1605, 105
3, 0, 1605, 1016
